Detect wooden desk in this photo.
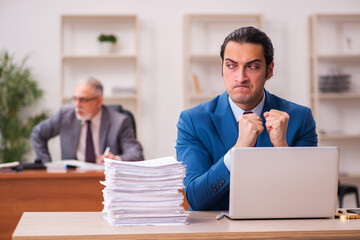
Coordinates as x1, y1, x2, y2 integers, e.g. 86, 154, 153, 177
12, 211, 360, 240
0, 169, 104, 240
0, 169, 189, 240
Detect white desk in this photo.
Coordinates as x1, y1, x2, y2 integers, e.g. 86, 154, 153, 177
12, 211, 360, 239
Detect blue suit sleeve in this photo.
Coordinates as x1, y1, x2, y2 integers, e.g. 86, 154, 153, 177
176, 111, 230, 211
293, 107, 318, 146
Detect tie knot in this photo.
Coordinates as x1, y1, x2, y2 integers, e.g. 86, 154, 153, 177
243, 111, 253, 115
86, 120, 91, 125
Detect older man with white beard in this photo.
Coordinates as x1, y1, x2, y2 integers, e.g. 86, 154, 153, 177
31, 77, 144, 163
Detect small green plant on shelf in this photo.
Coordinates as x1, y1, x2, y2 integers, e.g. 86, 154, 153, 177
98, 34, 117, 44
0, 50, 49, 163
97, 34, 117, 54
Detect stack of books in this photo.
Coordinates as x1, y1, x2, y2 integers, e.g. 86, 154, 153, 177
319, 74, 351, 93
101, 156, 187, 226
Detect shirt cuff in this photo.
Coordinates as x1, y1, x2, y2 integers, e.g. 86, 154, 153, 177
223, 149, 232, 172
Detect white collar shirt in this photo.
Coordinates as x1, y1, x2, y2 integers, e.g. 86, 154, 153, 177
224, 91, 265, 172
228, 91, 265, 121
76, 109, 102, 162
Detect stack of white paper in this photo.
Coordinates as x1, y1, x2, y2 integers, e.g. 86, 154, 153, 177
101, 156, 188, 226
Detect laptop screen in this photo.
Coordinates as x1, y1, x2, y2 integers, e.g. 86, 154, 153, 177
228, 147, 339, 219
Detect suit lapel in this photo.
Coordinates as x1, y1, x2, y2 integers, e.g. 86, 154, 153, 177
68, 112, 81, 158
209, 92, 238, 151
209, 90, 274, 148
99, 106, 110, 153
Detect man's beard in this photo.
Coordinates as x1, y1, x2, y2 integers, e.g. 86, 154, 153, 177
75, 108, 92, 121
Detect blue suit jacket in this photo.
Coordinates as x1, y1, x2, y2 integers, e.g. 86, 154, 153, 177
176, 90, 318, 211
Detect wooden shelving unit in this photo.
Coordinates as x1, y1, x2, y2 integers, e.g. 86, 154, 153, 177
60, 15, 140, 134
309, 14, 360, 174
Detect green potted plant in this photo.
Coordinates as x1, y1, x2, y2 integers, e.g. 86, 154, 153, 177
0, 50, 48, 163
97, 33, 117, 54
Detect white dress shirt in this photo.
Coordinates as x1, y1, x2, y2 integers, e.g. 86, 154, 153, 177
223, 92, 265, 171
76, 110, 102, 162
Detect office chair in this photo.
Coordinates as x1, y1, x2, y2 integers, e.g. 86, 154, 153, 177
338, 182, 360, 208
107, 105, 137, 138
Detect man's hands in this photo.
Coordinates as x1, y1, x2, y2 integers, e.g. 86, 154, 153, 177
263, 110, 289, 147
97, 152, 118, 164
234, 109, 289, 147
235, 113, 264, 147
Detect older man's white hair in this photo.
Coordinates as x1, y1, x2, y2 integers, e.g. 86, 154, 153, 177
77, 77, 103, 96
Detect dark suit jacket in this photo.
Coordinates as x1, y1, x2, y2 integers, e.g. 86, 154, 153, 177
176, 90, 318, 211
31, 105, 144, 162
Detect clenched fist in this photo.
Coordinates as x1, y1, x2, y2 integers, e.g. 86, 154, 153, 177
263, 109, 289, 147
234, 112, 264, 147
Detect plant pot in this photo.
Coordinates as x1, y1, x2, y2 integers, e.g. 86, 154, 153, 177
99, 42, 115, 54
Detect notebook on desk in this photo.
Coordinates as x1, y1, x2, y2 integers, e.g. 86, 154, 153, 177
225, 147, 339, 219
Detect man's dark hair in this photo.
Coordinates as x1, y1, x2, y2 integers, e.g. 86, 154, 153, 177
220, 26, 274, 69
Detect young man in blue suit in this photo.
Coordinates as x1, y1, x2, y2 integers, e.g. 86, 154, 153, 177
176, 27, 318, 211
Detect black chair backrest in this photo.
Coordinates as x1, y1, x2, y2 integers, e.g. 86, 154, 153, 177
107, 105, 137, 138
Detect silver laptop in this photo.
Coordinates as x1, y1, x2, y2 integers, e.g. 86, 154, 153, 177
226, 147, 339, 219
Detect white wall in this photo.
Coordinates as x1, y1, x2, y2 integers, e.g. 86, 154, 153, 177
0, 0, 359, 161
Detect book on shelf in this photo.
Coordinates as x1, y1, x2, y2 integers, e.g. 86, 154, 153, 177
190, 74, 201, 95
112, 86, 136, 95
